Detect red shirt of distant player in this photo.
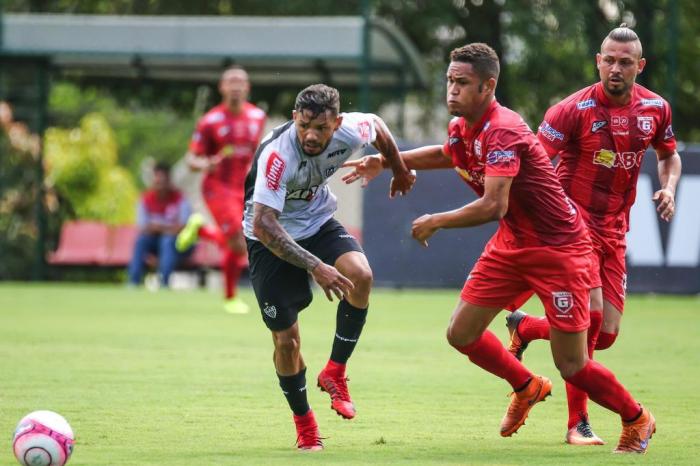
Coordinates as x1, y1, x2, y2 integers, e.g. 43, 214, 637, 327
190, 102, 266, 235
443, 100, 588, 248
537, 82, 676, 235
190, 102, 266, 192
444, 100, 594, 332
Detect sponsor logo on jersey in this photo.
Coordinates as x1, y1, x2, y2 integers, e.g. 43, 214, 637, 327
474, 139, 482, 156
576, 99, 596, 110
486, 150, 515, 165
591, 120, 607, 133
263, 303, 277, 319
664, 124, 674, 140
637, 116, 654, 135
327, 148, 347, 158
265, 152, 286, 191
612, 115, 629, 128
449, 137, 461, 146
483, 121, 491, 131
357, 120, 371, 141
325, 166, 336, 177
205, 111, 225, 123
641, 98, 663, 108
217, 125, 230, 137
538, 121, 564, 142
552, 291, 574, 314
286, 185, 320, 201
593, 149, 645, 170
454, 166, 484, 186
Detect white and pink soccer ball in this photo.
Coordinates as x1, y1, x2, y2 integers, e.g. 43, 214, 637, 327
13, 411, 74, 466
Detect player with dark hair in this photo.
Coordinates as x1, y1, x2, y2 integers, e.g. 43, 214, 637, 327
344, 42, 656, 454
503, 23, 680, 445
177, 66, 267, 314
244, 83, 414, 450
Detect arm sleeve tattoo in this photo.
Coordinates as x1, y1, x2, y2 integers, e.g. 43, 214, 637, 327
253, 203, 321, 271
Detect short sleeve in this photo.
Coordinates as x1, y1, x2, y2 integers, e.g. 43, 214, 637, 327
443, 118, 461, 160
342, 112, 377, 146
482, 128, 522, 177
252, 147, 291, 212
652, 101, 677, 157
537, 103, 575, 158
188, 118, 213, 155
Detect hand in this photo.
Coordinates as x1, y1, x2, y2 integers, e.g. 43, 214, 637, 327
390, 169, 416, 198
652, 188, 675, 222
206, 154, 224, 172
310, 262, 355, 301
342, 155, 385, 187
411, 214, 438, 247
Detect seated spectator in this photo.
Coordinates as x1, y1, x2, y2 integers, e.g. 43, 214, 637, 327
127, 162, 192, 288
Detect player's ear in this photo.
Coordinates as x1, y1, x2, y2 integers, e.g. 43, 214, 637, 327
292, 110, 297, 121
595, 53, 603, 69
334, 114, 344, 131
484, 77, 496, 94
637, 57, 647, 75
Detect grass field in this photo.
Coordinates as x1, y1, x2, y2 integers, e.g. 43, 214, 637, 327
1, 283, 698, 465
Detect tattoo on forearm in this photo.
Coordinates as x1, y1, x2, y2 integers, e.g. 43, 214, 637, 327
255, 205, 320, 271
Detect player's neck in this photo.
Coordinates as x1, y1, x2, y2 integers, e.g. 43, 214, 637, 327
600, 85, 633, 107
223, 100, 245, 115
465, 97, 495, 127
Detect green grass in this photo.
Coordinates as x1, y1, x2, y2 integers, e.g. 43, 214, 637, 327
1, 283, 698, 465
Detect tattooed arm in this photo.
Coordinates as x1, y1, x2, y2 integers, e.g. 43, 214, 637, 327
252, 202, 353, 300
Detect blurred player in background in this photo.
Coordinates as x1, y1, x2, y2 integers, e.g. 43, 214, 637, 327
244, 84, 413, 450
177, 66, 267, 314
127, 162, 192, 288
344, 43, 656, 454
503, 24, 681, 445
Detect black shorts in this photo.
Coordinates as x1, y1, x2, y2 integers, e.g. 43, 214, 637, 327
246, 218, 364, 331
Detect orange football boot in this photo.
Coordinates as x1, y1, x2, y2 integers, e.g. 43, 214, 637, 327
613, 407, 656, 454
500, 375, 552, 437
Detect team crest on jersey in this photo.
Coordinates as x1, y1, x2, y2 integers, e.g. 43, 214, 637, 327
637, 116, 654, 135
325, 166, 336, 177
265, 152, 286, 191
591, 120, 607, 133
576, 99, 596, 110
552, 291, 574, 314
357, 120, 371, 142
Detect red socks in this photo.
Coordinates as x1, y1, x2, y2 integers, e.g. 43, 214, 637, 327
596, 331, 618, 350
453, 330, 533, 390
222, 249, 245, 299
518, 315, 550, 342
565, 310, 603, 428
564, 360, 640, 421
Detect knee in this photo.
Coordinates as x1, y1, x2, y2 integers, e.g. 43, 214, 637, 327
554, 355, 587, 379
595, 330, 618, 350
349, 266, 373, 290
274, 333, 300, 357
445, 323, 479, 348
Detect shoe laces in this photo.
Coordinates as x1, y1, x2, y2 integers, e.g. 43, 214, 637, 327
324, 374, 351, 402
577, 419, 596, 438
295, 418, 322, 449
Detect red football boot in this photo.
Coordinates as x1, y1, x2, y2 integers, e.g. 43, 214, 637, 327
293, 410, 323, 452
317, 362, 356, 419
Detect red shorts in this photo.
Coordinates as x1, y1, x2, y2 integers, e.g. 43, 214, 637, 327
202, 179, 244, 239
462, 232, 594, 333
589, 226, 627, 312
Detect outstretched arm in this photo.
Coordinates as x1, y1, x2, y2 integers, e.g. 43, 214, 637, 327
654, 150, 681, 222
252, 203, 353, 301
342, 145, 452, 186
371, 115, 415, 197
411, 175, 512, 247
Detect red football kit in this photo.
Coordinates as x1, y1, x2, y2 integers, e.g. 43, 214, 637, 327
444, 100, 594, 332
190, 102, 266, 237
537, 82, 676, 311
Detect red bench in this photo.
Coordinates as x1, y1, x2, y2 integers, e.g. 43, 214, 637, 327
48, 220, 228, 269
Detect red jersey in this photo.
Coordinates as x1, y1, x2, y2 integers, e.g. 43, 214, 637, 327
443, 100, 588, 248
537, 82, 676, 234
189, 102, 267, 190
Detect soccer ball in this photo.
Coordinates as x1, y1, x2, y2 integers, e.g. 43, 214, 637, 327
12, 411, 74, 466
